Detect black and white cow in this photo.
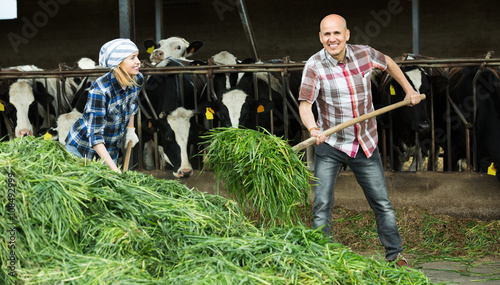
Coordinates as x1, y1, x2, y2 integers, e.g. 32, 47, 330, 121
142, 107, 205, 177
0, 79, 56, 139
141, 56, 207, 177
39, 58, 100, 144
211, 51, 240, 96
375, 61, 448, 171
143, 37, 203, 66
446, 66, 500, 181
1, 60, 98, 141
206, 69, 277, 129
210, 51, 258, 98
206, 59, 303, 143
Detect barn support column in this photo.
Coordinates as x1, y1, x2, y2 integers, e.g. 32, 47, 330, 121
119, 0, 136, 41
412, 0, 420, 54
236, 0, 260, 61
155, 0, 164, 43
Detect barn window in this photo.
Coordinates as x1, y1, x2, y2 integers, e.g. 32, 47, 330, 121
0, 0, 17, 20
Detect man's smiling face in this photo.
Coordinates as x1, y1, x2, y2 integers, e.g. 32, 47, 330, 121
319, 14, 350, 62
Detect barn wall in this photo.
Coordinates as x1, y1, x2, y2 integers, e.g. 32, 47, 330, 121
1, 0, 499, 69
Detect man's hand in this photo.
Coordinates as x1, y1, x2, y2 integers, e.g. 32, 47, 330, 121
310, 129, 326, 145
404, 90, 422, 106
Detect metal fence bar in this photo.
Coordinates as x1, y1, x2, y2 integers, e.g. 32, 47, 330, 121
2, 57, 499, 174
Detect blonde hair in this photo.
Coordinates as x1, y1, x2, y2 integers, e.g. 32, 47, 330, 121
113, 62, 139, 88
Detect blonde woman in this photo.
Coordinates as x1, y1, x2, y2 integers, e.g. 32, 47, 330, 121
66, 38, 142, 172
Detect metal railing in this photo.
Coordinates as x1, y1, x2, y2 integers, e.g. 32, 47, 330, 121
2, 55, 500, 173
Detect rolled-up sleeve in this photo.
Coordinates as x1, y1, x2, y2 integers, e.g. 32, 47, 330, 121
367, 46, 387, 71
86, 88, 107, 146
299, 64, 320, 104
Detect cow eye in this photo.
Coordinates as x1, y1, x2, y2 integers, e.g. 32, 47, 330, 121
165, 133, 175, 142
176, 45, 181, 50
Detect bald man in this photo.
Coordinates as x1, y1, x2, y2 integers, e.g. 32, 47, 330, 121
298, 14, 419, 267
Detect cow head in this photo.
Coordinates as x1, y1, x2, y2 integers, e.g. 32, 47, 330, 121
379, 67, 440, 134
211, 51, 239, 96
210, 53, 257, 97
3, 81, 54, 138
143, 107, 205, 178
207, 89, 274, 129
144, 37, 203, 65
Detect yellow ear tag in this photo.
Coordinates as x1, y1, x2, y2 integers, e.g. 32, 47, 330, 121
147, 46, 155, 54
0, 102, 4, 112
43, 131, 53, 140
389, 84, 396, 95
257, 105, 265, 113
205, 107, 214, 120
487, 163, 497, 176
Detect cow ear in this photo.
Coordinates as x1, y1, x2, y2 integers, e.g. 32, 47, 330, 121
0, 90, 8, 103
235, 72, 254, 91
239, 58, 256, 64
143, 38, 158, 54
141, 118, 158, 135
185, 41, 203, 57
190, 59, 207, 66
197, 102, 216, 121
254, 99, 274, 115
33, 88, 55, 106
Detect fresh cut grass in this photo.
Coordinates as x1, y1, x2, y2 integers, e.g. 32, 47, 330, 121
0, 137, 432, 284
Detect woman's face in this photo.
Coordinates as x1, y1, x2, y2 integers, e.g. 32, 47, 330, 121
121, 51, 140, 75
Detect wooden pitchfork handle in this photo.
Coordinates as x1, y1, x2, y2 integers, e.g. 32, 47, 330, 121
123, 141, 133, 171
292, 94, 426, 151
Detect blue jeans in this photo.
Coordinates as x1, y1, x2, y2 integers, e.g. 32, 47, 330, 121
313, 143, 403, 260
66, 144, 84, 158
65, 144, 96, 161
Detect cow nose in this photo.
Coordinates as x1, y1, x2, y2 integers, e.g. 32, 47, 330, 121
177, 168, 193, 178
418, 121, 431, 133
153, 50, 163, 58
18, 130, 32, 137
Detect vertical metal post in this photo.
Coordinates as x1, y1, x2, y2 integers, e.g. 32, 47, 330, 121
282, 57, 290, 139
155, 0, 164, 43
119, 0, 135, 41
236, 0, 260, 61
412, 0, 420, 55
429, 68, 436, 171
445, 68, 452, 171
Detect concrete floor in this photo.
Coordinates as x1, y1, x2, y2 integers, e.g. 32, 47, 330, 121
144, 170, 500, 220
361, 252, 500, 285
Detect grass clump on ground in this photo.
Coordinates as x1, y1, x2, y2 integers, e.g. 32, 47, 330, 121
1, 137, 431, 284
330, 206, 500, 263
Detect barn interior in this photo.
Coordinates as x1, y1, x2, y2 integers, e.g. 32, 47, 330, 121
1, 0, 500, 68
1, 1, 500, 283
1, 0, 499, 211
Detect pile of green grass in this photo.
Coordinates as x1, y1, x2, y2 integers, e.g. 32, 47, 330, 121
201, 128, 314, 227
1, 137, 432, 284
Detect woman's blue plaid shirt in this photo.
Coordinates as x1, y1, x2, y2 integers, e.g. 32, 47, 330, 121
66, 71, 143, 162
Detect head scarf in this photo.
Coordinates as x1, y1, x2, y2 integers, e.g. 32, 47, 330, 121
98, 38, 139, 69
